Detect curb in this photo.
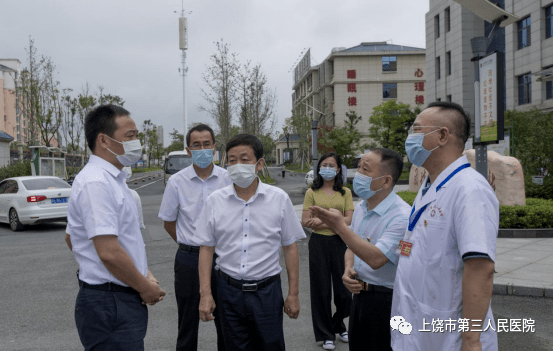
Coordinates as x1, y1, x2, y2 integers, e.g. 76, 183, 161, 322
498, 228, 553, 238
493, 283, 553, 298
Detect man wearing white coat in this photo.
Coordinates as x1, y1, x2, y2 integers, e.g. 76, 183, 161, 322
391, 101, 498, 351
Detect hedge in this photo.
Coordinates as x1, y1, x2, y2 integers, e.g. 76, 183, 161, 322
0, 161, 32, 181
525, 178, 553, 200
396, 191, 553, 229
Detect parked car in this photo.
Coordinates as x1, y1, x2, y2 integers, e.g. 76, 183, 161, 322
0, 176, 72, 231
164, 151, 192, 185
305, 170, 314, 186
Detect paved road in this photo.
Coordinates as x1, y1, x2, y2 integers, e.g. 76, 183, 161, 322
0, 170, 551, 350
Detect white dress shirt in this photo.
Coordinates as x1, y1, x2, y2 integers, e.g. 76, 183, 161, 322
391, 155, 499, 351
67, 155, 148, 286
158, 164, 232, 246
350, 191, 410, 289
194, 180, 306, 280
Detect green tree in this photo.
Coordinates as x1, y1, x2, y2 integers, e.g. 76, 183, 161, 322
165, 128, 184, 153
505, 109, 553, 178
368, 100, 420, 159
319, 111, 363, 167
284, 104, 311, 165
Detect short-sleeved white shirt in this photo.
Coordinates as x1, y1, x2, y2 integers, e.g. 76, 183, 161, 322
158, 165, 232, 246
67, 155, 148, 286
351, 191, 410, 289
391, 155, 499, 351
194, 180, 306, 280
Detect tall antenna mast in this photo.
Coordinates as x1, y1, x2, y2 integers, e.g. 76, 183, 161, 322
177, 1, 190, 148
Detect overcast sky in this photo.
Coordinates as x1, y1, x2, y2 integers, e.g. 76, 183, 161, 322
2, 0, 429, 146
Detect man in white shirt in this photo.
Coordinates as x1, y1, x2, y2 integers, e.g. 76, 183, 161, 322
68, 104, 166, 351
391, 101, 498, 351
309, 148, 411, 351
196, 134, 306, 351
158, 124, 232, 351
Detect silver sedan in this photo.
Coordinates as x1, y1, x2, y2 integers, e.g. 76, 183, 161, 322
0, 176, 71, 231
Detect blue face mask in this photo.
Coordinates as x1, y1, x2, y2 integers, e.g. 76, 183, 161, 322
191, 149, 214, 168
319, 167, 337, 181
353, 173, 386, 200
405, 129, 440, 167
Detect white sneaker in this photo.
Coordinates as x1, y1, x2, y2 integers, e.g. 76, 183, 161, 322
339, 332, 349, 343
322, 340, 335, 350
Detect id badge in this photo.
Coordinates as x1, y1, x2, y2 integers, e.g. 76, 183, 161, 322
398, 240, 413, 257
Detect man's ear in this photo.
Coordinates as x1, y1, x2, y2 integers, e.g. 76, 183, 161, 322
438, 127, 451, 146
256, 158, 265, 172
185, 147, 192, 157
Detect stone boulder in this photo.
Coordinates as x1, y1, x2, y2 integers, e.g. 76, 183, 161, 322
408, 150, 525, 206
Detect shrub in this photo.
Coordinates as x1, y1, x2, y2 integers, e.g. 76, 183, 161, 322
0, 161, 32, 181
397, 191, 416, 206
525, 178, 553, 200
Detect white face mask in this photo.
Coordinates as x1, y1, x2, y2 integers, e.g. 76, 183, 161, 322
105, 135, 143, 166
228, 161, 259, 188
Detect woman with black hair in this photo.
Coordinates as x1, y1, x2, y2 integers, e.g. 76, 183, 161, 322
302, 152, 354, 350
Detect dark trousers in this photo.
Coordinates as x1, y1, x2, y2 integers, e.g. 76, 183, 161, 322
348, 290, 393, 351
174, 248, 224, 351
308, 233, 352, 342
216, 274, 285, 351
75, 287, 148, 351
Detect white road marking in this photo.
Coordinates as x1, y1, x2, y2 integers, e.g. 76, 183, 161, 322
131, 178, 163, 191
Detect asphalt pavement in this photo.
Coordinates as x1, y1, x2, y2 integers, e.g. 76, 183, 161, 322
0, 167, 551, 350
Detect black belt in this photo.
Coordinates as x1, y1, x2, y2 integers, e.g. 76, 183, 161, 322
79, 280, 139, 295
179, 243, 200, 253
218, 270, 280, 292
357, 280, 393, 294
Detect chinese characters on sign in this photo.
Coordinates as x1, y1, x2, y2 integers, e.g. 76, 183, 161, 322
347, 70, 357, 106
479, 53, 498, 142
348, 83, 357, 92
414, 70, 425, 104
419, 318, 535, 333
348, 96, 357, 106
347, 70, 356, 79
414, 68, 424, 78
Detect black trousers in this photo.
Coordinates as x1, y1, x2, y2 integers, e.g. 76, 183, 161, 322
174, 248, 224, 351
308, 233, 352, 342
75, 287, 147, 351
348, 290, 393, 351
216, 274, 285, 351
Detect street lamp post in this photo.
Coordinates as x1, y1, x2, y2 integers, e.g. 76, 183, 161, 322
303, 102, 325, 177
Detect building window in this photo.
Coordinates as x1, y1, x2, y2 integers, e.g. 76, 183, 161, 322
347, 70, 356, 79
382, 56, 397, 71
329, 61, 334, 76
435, 14, 440, 38
436, 98, 441, 102
383, 83, 397, 99
518, 16, 531, 49
347, 83, 357, 92
436, 57, 441, 80
546, 81, 552, 100
445, 7, 451, 33
518, 73, 532, 105
447, 95, 452, 102
546, 5, 553, 39
446, 51, 452, 76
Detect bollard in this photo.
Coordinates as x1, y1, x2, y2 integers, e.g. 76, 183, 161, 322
153, 174, 156, 179
134, 178, 138, 184
142, 177, 146, 182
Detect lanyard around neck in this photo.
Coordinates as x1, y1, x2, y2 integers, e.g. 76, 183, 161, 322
407, 163, 470, 232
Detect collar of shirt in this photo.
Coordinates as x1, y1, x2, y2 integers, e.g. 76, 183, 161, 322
87, 155, 125, 180
422, 155, 469, 195
360, 190, 397, 217
185, 164, 221, 181
225, 177, 267, 203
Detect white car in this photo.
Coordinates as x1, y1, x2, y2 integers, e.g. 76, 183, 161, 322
0, 176, 72, 231
305, 170, 314, 186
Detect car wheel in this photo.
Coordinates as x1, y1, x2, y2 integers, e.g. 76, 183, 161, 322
9, 208, 24, 232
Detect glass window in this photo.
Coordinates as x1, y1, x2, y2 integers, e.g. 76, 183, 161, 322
518, 73, 532, 105
436, 57, 441, 80
382, 56, 397, 72
445, 7, 451, 33
165, 155, 193, 175
546, 81, 552, 100
4, 180, 19, 194
447, 95, 452, 102
435, 14, 440, 38
22, 178, 71, 191
518, 16, 531, 49
446, 51, 452, 76
546, 5, 552, 39
383, 83, 397, 99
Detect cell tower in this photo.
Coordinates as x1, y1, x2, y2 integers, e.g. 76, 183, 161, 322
177, 2, 191, 147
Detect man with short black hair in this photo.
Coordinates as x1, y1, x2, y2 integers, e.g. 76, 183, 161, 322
196, 134, 305, 351
68, 104, 166, 351
158, 123, 231, 350
309, 148, 410, 351
392, 103, 498, 350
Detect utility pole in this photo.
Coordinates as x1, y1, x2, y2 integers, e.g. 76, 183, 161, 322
303, 101, 325, 177
177, 2, 191, 147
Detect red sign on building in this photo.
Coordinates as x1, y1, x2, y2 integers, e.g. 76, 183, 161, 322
348, 96, 357, 106
347, 83, 357, 92
347, 70, 356, 79
415, 95, 425, 104
414, 82, 425, 91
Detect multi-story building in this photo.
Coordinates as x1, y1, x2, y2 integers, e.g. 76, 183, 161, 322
155, 125, 164, 147
292, 42, 426, 137
426, 0, 553, 128
0, 59, 22, 143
